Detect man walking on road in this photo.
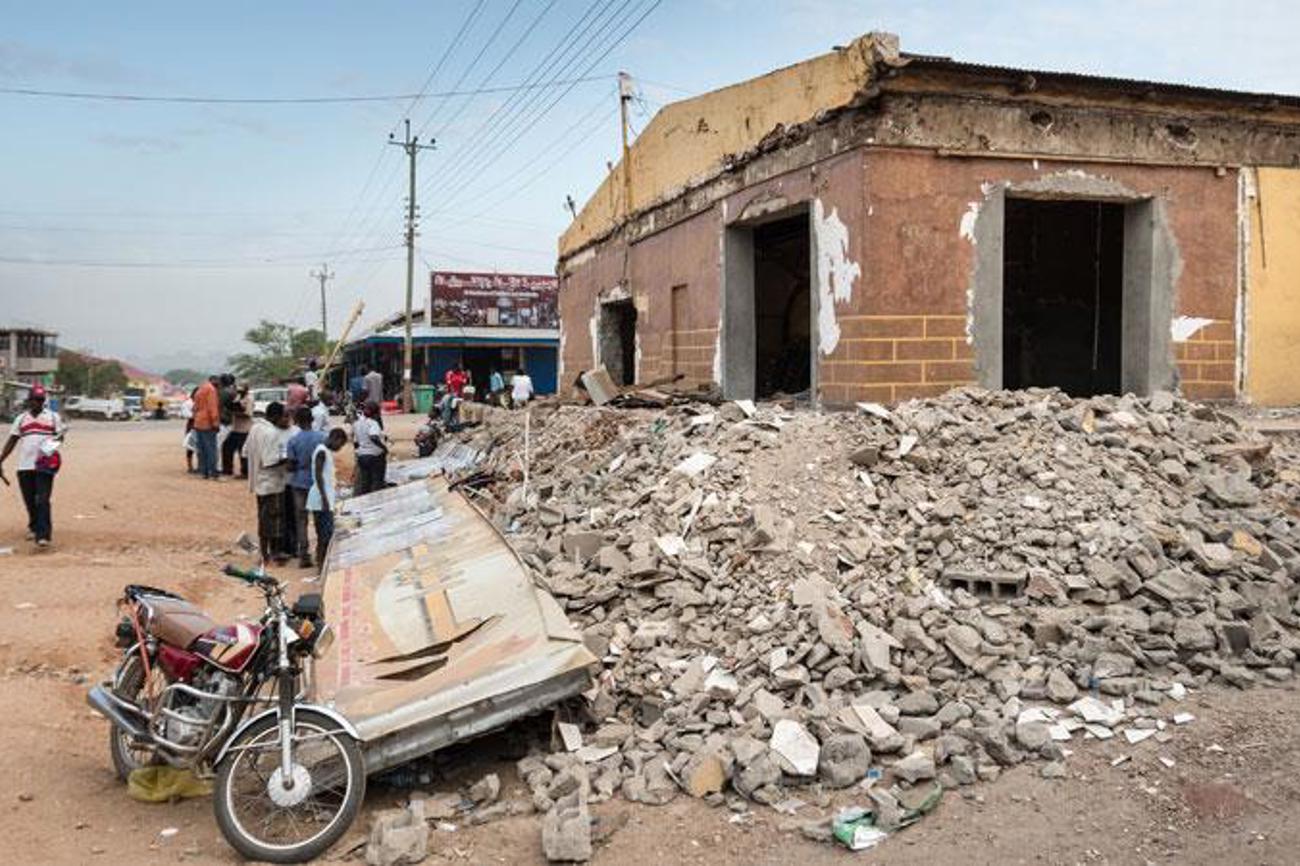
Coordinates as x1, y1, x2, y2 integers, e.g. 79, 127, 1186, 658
351, 400, 388, 496
285, 406, 325, 569
245, 401, 292, 564
192, 375, 221, 479
0, 385, 65, 547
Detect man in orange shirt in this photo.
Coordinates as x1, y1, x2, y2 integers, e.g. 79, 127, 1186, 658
192, 375, 221, 480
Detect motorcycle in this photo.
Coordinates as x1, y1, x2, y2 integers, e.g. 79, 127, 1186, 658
87, 564, 366, 863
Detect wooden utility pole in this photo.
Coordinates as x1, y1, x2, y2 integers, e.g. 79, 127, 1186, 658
310, 264, 333, 338
318, 299, 366, 384
617, 72, 634, 219
389, 119, 435, 412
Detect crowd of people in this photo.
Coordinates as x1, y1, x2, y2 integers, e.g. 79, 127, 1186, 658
1, 358, 536, 556
178, 367, 356, 570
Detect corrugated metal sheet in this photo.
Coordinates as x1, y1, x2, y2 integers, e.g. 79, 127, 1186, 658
319, 476, 596, 773
899, 53, 1300, 108
383, 440, 485, 486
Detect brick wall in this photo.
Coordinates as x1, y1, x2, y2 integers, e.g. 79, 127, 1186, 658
1177, 318, 1237, 401
820, 314, 977, 404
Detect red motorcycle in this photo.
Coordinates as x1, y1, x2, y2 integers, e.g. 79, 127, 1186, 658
87, 565, 366, 863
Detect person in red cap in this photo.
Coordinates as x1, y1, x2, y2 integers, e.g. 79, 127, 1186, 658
0, 384, 66, 547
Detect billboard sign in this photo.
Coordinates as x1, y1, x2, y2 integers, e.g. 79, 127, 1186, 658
430, 271, 558, 329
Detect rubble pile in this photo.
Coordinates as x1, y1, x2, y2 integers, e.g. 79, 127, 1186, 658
463, 387, 1300, 818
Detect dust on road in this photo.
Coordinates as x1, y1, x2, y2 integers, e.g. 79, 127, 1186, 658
0, 419, 1297, 865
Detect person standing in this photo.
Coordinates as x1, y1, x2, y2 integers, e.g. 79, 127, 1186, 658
307, 428, 347, 568
285, 377, 309, 414
351, 400, 388, 496
192, 375, 221, 479
304, 359, 321, 400
511, 367, 535, 408
310, 393, 330, 432
349, 366, 367, 406
489, 368, 505, 406
244, 401, 292, 564
285, 407, 326, 569
444, 363, 468, 399
364, 366, 384, 406
219, 377, 248, 476
181, 387, 197, 473
227, 384, 253, 478
0, 385, 65, 547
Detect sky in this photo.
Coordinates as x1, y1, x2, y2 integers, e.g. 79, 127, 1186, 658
2, 0, 1299, 373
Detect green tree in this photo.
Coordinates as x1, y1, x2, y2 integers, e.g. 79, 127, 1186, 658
163, 368, 206, 387
227, 321, 334, 384
55, 351, 128, 397
291, 328, 331, 360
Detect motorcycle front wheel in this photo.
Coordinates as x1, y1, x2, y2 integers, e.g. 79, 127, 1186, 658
213, 709, 365, 864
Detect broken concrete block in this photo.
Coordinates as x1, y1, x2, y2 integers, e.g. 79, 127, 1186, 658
468, 772, 501, 805
681, 751, 729, 798
542, 792, 592, 862
892, 750, 936, 783
365, 804, 429, 866
817, 733, 871, 789
769, 719, 819, 776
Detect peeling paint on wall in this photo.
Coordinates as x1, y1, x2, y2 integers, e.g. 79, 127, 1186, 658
1170, 315, 1214, 343
813, 198, 861, 355
959, 201, 980, 245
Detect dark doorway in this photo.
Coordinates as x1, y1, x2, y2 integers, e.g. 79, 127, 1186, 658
599, 299, 637, 386
753, 214, 811, 398
1003, 199, 1125, 396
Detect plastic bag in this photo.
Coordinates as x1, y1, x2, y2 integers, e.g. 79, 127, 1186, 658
127, 766, 212, 802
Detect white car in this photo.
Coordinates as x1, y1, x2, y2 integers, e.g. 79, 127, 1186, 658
249, 387, 288, 417
62, 396, 130, 420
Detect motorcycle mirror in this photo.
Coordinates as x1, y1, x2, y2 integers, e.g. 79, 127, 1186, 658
234, 531, 258, 554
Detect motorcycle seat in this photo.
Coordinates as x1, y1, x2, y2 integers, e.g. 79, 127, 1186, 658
140, 596, 217, 649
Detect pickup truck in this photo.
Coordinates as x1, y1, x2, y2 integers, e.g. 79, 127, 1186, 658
62, 396, 131, 420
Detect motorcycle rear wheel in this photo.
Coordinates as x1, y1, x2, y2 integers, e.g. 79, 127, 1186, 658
108, 655, 162, 781
213, 709, 365, 864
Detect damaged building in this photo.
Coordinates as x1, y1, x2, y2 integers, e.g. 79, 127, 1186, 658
557, 33, 1300, 405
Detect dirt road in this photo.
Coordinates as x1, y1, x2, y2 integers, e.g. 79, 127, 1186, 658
1, 419, 1297, 864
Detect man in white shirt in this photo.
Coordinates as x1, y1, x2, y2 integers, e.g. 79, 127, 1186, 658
0, 385, 66, 547
304, 359, 321, 400
351, 401, 389, 496
511, 368, 535, 408
243, 401, 292, 563
310, 395, 330, 432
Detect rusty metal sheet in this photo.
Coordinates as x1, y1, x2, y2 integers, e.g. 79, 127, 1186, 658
318, 476, 596, 773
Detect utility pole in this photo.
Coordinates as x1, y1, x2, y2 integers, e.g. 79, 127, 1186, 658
310, 264, 333, 339
389, 118, 436, 412
617, 72, 634, 220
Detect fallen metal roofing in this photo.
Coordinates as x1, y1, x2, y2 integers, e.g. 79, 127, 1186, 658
318, 475, 596, 774
383, 440, 486, 486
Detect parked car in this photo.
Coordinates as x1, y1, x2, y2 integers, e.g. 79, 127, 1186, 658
249, 386, 288, 417
63, 396, 131, 420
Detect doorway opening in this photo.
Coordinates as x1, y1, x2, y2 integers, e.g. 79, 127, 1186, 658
1002, 198, 1125, 396
599, 298, 637, 386
753, 214, 812, 398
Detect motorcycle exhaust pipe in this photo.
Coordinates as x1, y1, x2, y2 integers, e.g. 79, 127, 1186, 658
87, 685, 151, 741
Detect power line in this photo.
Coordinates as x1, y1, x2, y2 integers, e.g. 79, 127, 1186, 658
0, 75, 616, 105
418, 0, 622, 203
432, 0, 663, 212
0, 244, 403, 269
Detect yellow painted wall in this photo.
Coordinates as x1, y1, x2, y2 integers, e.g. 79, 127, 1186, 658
1246, 167, 1300, 405
558, 33, 892, 257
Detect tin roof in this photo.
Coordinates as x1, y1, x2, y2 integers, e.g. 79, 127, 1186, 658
317, 476, 596, 771
898, 53, 1300, 109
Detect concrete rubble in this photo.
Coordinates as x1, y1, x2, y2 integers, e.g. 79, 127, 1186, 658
431, 386, 1300, 852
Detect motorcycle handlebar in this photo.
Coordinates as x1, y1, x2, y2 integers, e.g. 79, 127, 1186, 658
222, 564, 277, 589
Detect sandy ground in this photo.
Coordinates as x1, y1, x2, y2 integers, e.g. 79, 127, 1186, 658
1, 418, 1298, 865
